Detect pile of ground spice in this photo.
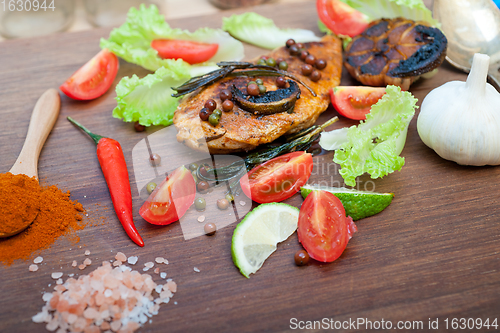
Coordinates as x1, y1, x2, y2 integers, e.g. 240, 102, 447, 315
0, 173, 86, 265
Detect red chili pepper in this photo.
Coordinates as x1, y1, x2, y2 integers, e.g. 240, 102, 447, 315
67, 117, 144, 247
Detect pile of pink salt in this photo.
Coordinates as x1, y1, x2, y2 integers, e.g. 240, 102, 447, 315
32, 259, 177, 333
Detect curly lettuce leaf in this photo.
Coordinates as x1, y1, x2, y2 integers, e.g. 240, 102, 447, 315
100, 4, 244, 72
319, 86, 417, 186
112, 61, 191, 126
340, 0, 439, 27
222, 12, 320, 50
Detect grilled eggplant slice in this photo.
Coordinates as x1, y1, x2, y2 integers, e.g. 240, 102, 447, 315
231, 80, 301, 115
344, 17, 447, 90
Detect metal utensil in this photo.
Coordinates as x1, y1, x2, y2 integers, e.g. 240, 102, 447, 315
0, 89, 61, 238
433, 0, 500, 90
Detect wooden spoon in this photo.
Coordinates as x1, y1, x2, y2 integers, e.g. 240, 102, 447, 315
0, 89, 61, 238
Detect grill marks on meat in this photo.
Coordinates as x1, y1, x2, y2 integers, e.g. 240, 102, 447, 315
173, 35, 342, 154
344, 18, 447, 90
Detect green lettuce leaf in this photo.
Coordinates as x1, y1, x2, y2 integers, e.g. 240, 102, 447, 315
340, 0, 439, 27
100, 4, 244, 72
319, 86, 417, 186
112, 61, 191, 126
222, 12, 320, 50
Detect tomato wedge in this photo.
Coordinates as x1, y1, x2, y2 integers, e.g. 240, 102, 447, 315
330, 86, 386, 120
60, 49, 119, 101
317, 0, 369, 37
297, 190, 357, 262
139, 166, 196, 225
240, 151, 313, 204
151, 39, 218, 65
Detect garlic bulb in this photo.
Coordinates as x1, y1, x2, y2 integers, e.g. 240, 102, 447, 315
417, 53, 500, 166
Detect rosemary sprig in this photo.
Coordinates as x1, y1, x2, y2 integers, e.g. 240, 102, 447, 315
172, 61, 317, 98
196, 117, 339, 185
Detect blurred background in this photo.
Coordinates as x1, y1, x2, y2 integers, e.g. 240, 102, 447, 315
0, 0, 306, 41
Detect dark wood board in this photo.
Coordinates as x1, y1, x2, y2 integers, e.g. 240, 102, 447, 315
1, 1, 500, 332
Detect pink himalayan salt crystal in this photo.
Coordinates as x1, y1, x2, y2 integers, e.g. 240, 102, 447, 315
72, 261, 77, 267
84, 250, 91, 256
112, 260, 122, 267
34, 256, 43, 264
100, 321, 110, 330
127, 256, 138, 265
78, 264, 86, 270
83, 325, 100, 333
166, 281, 177, 293
144, 262, 154, 268
154, 257, 164, 264
29, 264, 39, 272
154, 268, 160, 274
83, 307, 99, 319
83, 258, 92, 266
110, 320, 121, 332
115, 252, 127, 262
33, 259, 176, 333
51, 272, 63, 279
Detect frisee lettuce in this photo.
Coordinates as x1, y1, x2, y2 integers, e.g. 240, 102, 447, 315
100, 4, 244, 72
222, 12, 320, 50
112, 61, 191, 126
339, 0, 439, 27
319, 86, 417, 187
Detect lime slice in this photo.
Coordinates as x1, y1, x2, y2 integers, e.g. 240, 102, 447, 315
301, 184, 394, 221
231, 203, 299, 278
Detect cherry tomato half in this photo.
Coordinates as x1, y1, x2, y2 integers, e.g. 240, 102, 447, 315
60, 49, 119, 101
151, 39, 219, 65
139, 166, 196, 225
297, 190, 357, 262
330, 86, 386, 120
316, 0, 369, 37
240, 151, 313, 204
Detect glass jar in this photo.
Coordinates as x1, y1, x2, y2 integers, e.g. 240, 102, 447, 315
83, 0, 163, 27
0, 0, 75, 39
208, 0, 276, 9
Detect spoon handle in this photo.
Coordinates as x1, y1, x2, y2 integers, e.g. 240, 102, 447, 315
9, 89, 61, 179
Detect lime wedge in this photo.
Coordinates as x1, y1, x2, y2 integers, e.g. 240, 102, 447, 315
231, 203, 299, 278
301, 184, 394, 221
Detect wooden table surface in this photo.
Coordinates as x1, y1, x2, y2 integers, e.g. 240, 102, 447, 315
1, 1, 500, 332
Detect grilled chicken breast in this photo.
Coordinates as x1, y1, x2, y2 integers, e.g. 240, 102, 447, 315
173, 35, 342, 154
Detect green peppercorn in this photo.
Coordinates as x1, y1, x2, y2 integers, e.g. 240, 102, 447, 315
213, 109, 222, 117
146, 182, 157, 194
247, 81, 257, 87
279, 61, 288, 71
258, 85, 267, 94
192, 171, 198, 183
266, 57, 277, 67
255, 78, 263, 85
194, 198, 206, 211
225, 193, 234, 202
189, 163, 199, 171
209, 113, 220, 126
257, 58, 267, 66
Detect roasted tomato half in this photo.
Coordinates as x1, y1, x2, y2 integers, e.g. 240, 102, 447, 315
151, 39, 218, 64
139, 166, 196, 225
240, 151, 313, 204
60, 49, 119, 101
298, 190, 357, 262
